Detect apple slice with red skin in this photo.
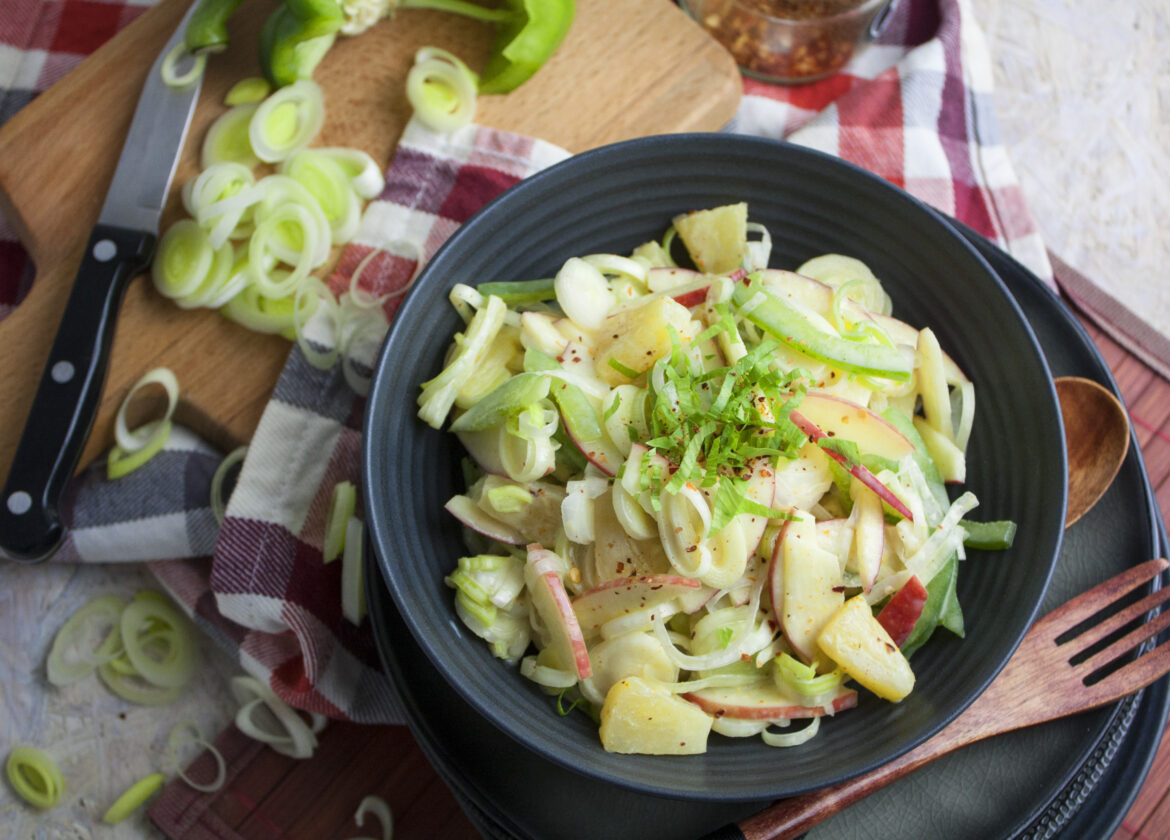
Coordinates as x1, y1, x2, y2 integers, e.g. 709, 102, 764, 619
572, 574, 703, 635
445, 495, 524, 545
796, 392, 915, 462
789, 409, 914, 521
645, 266, 748, 309
646, 267, 708, 308
876, 574, 929, 648
676, 584, 718, 614
549, 379, 622, 477
683, 681, 858, 720
525, 546, 592, 680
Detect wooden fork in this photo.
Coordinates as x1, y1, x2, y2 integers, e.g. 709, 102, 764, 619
732, 557, 1170, 840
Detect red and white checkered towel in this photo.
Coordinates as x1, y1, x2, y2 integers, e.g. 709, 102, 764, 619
4, 0, 1057, 723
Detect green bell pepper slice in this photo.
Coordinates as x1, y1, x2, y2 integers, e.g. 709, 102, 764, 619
479, 0, 575, 94
401, 0, 576, 94
448, 372, 552, 432
259, 0, 344, 88
185, 0, 245, 53
732, 276, 912, 382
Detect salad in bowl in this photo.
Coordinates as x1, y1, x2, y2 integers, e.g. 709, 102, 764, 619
415, 202, 1015, 756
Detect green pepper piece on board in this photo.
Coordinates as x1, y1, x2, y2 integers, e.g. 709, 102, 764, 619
259, 0, 344, 88
400, 0, 576, 94
285, 0, 346, 38
478, 0, 576, 94
185, 0, 245, 53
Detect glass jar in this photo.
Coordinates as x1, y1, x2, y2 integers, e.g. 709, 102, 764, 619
685, 0, 891, 85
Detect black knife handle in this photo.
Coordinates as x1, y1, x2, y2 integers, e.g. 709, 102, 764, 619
0, 224, 156, 563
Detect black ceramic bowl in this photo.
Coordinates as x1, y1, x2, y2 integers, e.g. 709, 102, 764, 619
363, 134, 1066, 801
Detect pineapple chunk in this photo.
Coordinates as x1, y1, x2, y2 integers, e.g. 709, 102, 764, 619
599, 676, 712, 755
817, 595, 915, 702
672, 203, 748, 274
595, 297, 693, 387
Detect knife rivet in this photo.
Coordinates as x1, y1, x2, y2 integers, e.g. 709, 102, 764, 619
6, 491, 31, 515
93, 239, 117, 262
51, 361, 74, 384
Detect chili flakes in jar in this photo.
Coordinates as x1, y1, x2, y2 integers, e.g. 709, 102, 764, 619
689, 0, 887, 84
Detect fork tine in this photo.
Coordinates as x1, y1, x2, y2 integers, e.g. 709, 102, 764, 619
1083, 637, 1170, 704
1067, 586, 1170, 656
1037, 558, 1169, 638
1077, 602, 1170, 681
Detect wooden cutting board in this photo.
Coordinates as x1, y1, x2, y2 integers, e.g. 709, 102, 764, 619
0, 0, 741, 476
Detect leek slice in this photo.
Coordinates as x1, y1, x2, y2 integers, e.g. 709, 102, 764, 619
114, 367, 179, 454
224, 77, 272, 106
340, 516, 366, 624
280, 150, 362, 244
173, 240, 235, 308
97, 662, 185, 705
107, 420, 173, 480
231, 676, 318, 758
160, 43, 207, 89
350, 795, 393, 840
252, 174, 332, 266
249, 202, 321, 298
223, 282, 315, 335
338, 298, 388, 396
249, 80, 325, 163
153, 220, 215, 300
406, 46, 478, 133
211, 445, 249, 523
120, 596, 199, 689
183, 162, 255, 220
520, 654, 578, 688
762, 717, 821, 748
324, 481, 357, 563
46, 594, 127, 685
201, 103, 261, 169
6, 746, 65, 809
168, 722, 227, 793
315, 147, 385, 199
102, 773, 166, 824
293, 278, 343, 369
418, 294, 507, 428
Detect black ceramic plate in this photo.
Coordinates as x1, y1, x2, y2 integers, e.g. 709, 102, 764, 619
363, 225, 1167, 839
363, 134, 1067, 800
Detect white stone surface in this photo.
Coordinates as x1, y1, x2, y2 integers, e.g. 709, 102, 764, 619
973, 0, 1170, 339
0, 563, 238, 838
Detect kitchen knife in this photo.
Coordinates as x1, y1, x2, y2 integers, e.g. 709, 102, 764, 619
0, 1, 206, 563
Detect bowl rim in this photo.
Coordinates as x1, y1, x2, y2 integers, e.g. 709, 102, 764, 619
362, 132, 1066, 800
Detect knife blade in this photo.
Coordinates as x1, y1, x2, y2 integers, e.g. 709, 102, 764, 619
0, 1, 206, 563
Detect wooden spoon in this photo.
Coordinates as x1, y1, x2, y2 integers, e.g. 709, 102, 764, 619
1056, 376, 1131, 527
